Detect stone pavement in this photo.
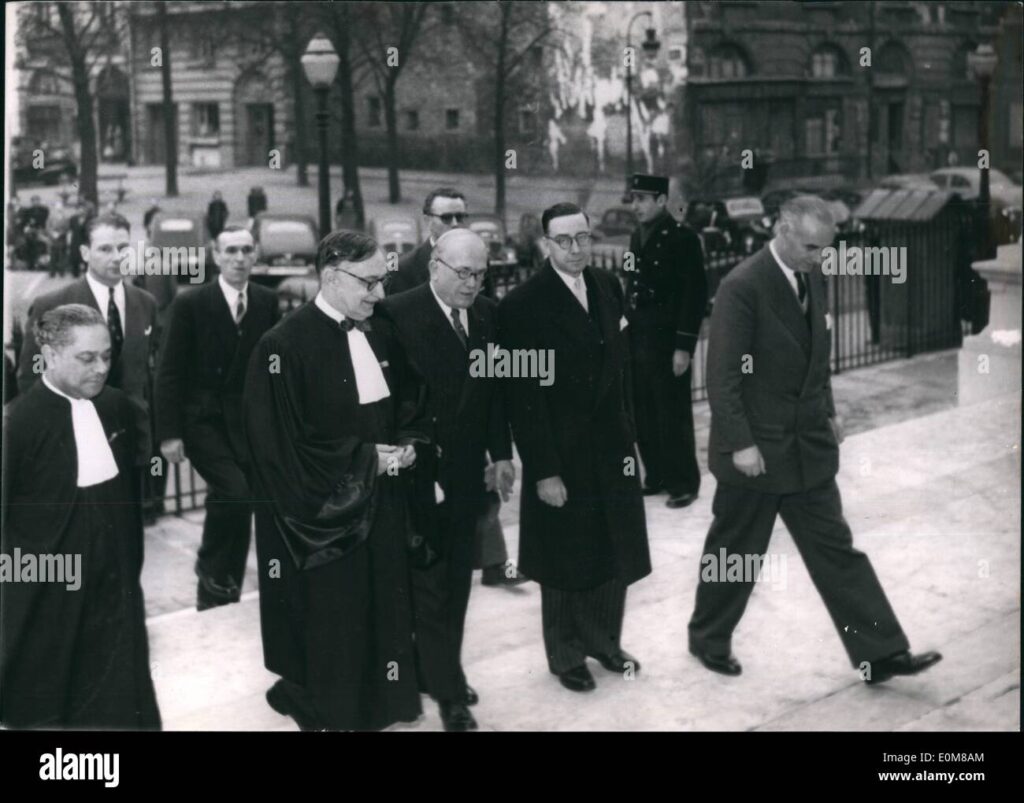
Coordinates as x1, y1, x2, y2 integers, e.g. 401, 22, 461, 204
143, 350, 1020, 731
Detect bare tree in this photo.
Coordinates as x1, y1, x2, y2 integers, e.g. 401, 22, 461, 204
354, 1, 432, 204
456, 2, 556, 223
155, 1, 178, 196
321, 3, 369, 229
16, 2, 128, 205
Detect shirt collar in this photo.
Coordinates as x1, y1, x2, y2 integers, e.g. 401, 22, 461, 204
314, 291, 346, 324
769, 239, 798, 282
86, 271, 124, 305
552, 264, 586, 292
428, 281, 466, 323
42, 373, 84, 403
218, 275, 247, 307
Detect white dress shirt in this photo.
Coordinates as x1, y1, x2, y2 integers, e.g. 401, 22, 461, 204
768, 240, 807, 312
552, 266, 589, 312
42, 374, 119, 488
219, 275, 248, 322
428, 281, 469, 334
314, 292, 390, 405
86, 271, 126, 327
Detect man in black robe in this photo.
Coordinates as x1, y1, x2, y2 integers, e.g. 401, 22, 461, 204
1, 304, 161, 729
244, 230, 425, 731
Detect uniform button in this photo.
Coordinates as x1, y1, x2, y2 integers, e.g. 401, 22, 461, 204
654, 261, 659, 265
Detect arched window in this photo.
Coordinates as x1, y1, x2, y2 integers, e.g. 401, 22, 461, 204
877, 41, 912, 76
707, 44, 751, 80
29, 70, 63, 96
809, 44, 850, 79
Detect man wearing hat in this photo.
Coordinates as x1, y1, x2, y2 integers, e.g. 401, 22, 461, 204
625, 174, 708, 509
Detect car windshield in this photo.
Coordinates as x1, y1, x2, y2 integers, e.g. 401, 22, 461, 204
260, 220, 317, 252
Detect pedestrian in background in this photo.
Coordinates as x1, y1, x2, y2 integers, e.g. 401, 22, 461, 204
248, 186, 267, 219
206, 191, 229, 241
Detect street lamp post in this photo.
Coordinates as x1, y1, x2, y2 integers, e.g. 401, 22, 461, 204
302, 33, 340, 239
625, 12, 660, 188
968, 43, 998, 260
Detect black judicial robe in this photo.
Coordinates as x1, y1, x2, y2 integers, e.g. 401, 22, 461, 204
243, 301, 425, 731
0, 382, 161, 729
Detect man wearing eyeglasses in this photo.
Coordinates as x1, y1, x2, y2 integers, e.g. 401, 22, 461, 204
378, 228, 516, 731
388, 187, 468, 295
498, 203, 651, 694
155, 225, 280, 610
625, 173, 709, 510
243, 231, 426, 731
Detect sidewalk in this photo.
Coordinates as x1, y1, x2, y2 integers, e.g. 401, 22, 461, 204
143, 351, 1020, 730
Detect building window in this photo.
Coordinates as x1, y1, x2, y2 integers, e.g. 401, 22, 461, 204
518, 108, 537, 137
404, 110, 420, 131
707, 45, 750, 79
810, 46, 848, 79
805, 108, 841, 157
29, 71, 63, 96
446, 108, 460, 130
192, 103, 220, 137
193, 34, 215, 65
27, 105, 63, 144
668, 47, 684, 62
367, 96, 381, 128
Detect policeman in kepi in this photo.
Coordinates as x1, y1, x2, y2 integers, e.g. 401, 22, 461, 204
625, 173, 709, 509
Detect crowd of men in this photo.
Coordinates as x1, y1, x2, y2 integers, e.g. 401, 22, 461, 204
1, 175, 942, 732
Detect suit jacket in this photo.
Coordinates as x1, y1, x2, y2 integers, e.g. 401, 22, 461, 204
155, 281, 280, 462
17, 277, 158, 465
377, 284, 511, 525
625, 211, 708, 356
497, 261, 650, 590
388, 240, 432, 295
706, 245, 838, 495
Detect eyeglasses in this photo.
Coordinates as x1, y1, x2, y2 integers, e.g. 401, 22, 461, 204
333, 267, 393, 293
428, 212, 469, 225
546, 232, 593, 250
435, 256, 488, 283
221, 245, 255, 255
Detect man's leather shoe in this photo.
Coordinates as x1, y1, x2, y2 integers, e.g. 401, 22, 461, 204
666, 492, 698, 509
641, 483, 663, 496
690, 647, 742, 676
266, 680, 325, 731
196, 575, 241, 612
864, 650, 943, 685
481, 563, 529, 587
591, 651, 641, 675
439, 701, 478, 732
554, 664, 596, 692
463, 684, 479, 706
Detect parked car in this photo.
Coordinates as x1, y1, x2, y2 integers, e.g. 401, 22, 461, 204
148, 212, 212, 285
877, 173, 940, 191
930, 168, 1022, 243
368, 213, 421, 258
592, 206, 638, 244
468, 215, 518, 271
11, 136, 78, 187
250, 213, 319, 288
685, 196, 772, 256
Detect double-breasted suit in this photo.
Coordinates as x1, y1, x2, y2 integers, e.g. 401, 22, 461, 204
155, 280, 280, 603
689, 244, 910, 666
499, 262, 650, 673
377, 284, 512, 702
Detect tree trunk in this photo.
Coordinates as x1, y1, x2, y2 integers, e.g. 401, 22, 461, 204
57, 5, 98, 206
384, 77, 400, 204
286, 5, 309, 186
338, 50, 364, 228
493, 6, 510, 226
157, 1, 178, 197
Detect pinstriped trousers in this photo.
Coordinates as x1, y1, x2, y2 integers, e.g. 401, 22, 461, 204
541, 578, 627, 674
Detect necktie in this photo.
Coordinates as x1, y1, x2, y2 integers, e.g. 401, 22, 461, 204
573, 276, 589, 313
795, 272, 808, 312
450, 307, 468, 349
107, 286, 124, 359
340, 318, 372, 332
235, 292, 246, 325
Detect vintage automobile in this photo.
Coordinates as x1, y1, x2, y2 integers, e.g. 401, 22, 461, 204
249, 213, 319, 288
11, 137, 78, 187
368, 213, 422, 260
685, 196, 772, 256
148, 212, 212, 285
592, 206, 638, 244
